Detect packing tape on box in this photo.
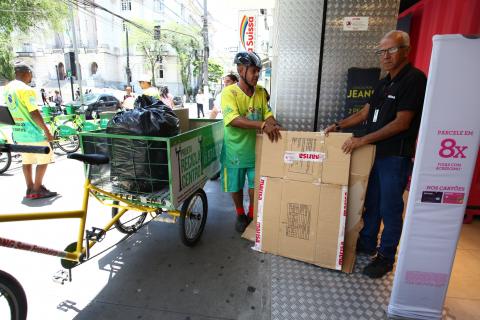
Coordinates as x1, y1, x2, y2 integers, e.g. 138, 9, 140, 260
283, 151, 326, 164
253, 176, 267, 252
336, 186, 349, 270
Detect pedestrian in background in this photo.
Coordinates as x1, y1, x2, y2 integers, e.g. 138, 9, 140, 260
122, 86, 135, 110
40, 88, 49, 106
160, 86, 174, 108
210, 73, 238, 119
53, 90, 62, 112
196, 89, 205, 118
4, 62, 57, 200
138, 74, 160, 99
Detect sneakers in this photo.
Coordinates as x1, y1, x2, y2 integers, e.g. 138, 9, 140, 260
24, 185, 58, 200
235, 214, 250, 233
362, 254, 393, 279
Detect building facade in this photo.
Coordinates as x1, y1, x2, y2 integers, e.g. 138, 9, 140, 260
13, 0, 204, 97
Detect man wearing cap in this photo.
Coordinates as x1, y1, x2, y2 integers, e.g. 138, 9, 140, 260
221, 52, 282, 233
4, 62, 57, 199
138, 74, 160, 99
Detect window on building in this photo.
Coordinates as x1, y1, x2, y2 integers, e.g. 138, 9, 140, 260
122, 21, 128, 31
121, 0, 131, 11
22, 43, 32, 52
90, 62, 98, 76
154, 0, 164, 12
180, 4, 185, 19
157, 65, 164, 79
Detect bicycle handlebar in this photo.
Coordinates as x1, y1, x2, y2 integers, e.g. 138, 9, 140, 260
0, 143, 50, 154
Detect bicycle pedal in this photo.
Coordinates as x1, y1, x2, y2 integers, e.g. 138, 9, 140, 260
53, 269, 71, 285
86, 227, 106, 242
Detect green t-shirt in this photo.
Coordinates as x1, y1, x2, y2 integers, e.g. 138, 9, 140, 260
221, 84, 273, 168
4, 80, 45, 143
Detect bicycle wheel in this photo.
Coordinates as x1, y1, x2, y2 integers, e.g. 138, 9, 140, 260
54, 128, 80, 153
179, 189, 208, 247
0, 150, 12, 174
0, 270, 27, 320
111, 200, 148, 234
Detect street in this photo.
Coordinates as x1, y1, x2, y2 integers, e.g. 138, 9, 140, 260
0, 149, 270, 320
0, 152, 130, 319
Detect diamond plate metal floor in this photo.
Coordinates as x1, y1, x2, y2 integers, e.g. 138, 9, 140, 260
271, 254, 393, 320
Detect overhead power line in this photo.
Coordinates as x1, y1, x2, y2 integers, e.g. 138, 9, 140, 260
66, 0, 201, 42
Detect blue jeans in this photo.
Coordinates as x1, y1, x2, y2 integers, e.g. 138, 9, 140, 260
359, 156, 412, 264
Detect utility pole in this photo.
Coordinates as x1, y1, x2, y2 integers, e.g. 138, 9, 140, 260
125, 26, 132, 87
55, 65, 62, 97
202, 0, 209, 109
68, 1, 84, 104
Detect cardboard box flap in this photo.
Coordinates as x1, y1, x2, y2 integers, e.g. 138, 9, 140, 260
315, 184, 348, 270
322, 133, 352, 185
259, 134, 286, 178
342, 144, 376, 273
284, 131, 325, 182
260, 131, 327, 182
349, 143, 376, 176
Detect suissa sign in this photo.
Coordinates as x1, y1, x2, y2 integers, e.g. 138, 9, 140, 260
239, 11, 257, 52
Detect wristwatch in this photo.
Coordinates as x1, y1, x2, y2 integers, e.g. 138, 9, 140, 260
334, 122, 341, 131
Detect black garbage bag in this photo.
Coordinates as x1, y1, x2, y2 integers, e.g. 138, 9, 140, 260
106, 95, 180, 193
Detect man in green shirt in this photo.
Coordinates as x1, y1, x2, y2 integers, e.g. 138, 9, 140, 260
221, 52, 281, 232
4, 62, 57, 200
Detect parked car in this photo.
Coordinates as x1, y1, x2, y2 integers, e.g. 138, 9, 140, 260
66, 93, 121, 119
173, 96, 183, 107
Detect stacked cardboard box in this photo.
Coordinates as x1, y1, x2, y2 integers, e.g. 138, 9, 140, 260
243, 132, 375, 272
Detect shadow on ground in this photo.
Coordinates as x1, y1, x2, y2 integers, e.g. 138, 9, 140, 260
68, 180, 271, 320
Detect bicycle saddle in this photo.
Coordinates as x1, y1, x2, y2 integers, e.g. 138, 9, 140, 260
67, 153, 109, 165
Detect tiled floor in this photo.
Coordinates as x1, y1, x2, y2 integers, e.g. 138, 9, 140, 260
445, 218, 480, 320
267, 214, 480, 320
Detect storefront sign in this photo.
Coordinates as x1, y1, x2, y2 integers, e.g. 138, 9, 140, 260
239, 10, 258, 52
344, 67, 380, 135
388, 35, 480, 319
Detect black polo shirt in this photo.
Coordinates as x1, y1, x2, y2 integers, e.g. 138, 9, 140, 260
366, 63, 427, 158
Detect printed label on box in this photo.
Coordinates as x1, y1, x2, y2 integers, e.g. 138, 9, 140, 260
285, 137, 322, 175
286, 203, 311, 240
284, 151, 326, 164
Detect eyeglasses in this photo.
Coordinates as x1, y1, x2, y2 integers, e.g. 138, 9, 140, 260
375, 45, 407, 56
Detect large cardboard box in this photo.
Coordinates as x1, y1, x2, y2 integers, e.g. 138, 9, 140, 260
172, 107, 189, 133
243, 132, 375, 273
254, 132, 352, 270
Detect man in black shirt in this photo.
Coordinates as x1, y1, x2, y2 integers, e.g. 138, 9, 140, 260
325, 30, 427, 278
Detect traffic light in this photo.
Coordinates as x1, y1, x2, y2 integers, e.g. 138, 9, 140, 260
64, 52, 77, 78
154, 25, 161, 40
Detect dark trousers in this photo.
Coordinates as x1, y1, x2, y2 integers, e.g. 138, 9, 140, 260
358, 156, 412, 263
197, 103, 204, 118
